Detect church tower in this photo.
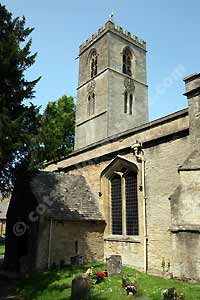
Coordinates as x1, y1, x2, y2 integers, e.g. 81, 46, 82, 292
75, 21, 148, 150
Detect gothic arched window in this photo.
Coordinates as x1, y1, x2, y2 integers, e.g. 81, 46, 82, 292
129, 94, 133, 115
87, 95, 91, 116
90, 51, 98, 78
123, 78, 135, 115
124, 92, 133, 115
88, 93, 95, 116
110, 169, 139, 236
91, 93, 95, 115
101, 157, 139, 238
122, 47, 132, 76
124, 91, 128, 113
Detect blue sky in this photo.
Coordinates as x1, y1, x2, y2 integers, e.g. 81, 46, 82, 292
2, 0, 200, 120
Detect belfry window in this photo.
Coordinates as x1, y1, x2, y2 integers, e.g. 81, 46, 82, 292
124, 92, 133, 115
90, 51, 98, 78
122, 48, 132, 76
110, 170, 139, 236
87, 95, 91, 116
88, 93, 95, 116
129, 94, 133, 115
124, 92, 128, 113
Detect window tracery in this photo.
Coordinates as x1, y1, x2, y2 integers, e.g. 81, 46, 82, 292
110, 169, 139, 236
124, 92, 128, 114
87, 80, 96, 116
101, 157, 139, 237
122, 47, 132, 76
90, 50, 98, 78
123, 78, 135, 115
87, 93, 95, 116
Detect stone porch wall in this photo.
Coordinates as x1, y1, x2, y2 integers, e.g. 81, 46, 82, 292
36, 219, 105, 269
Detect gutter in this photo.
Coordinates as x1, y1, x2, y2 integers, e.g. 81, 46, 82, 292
131, 142, 148, 273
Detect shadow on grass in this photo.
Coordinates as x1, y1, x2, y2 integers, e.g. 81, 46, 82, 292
58, 296, 108, 300
16, 270, 73, 300
15, 263, 200, 300
16, 262, 107, 300
60, 293, 109, 300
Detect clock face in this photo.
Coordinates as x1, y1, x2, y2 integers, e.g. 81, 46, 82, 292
87, 79, 96, 94
124, 77, 135, 92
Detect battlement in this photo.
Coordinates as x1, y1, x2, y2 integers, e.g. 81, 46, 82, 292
79, 21, 146, 53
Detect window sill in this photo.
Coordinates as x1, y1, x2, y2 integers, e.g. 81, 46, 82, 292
104, 235, 140, 243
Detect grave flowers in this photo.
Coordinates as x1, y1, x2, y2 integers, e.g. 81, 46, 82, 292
161, 288, 185, 300
124, 285, 137, 297
122, 275, 137, 298
94, 270, 108, 283
84, 268, 108, 284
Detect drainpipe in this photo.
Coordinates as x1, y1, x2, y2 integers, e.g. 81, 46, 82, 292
131, 141, 148, 273
48, 218, 53, 269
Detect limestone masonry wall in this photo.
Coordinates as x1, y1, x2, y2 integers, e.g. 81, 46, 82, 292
144, 136, 190, 274
51, 112, 190, 274
50, 221, 104, 265
36, 219, 104, 269
67, 136, 190, 273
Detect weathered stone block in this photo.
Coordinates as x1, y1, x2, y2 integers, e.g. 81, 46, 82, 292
106, 255, 122, 275
71, 275, 91, 300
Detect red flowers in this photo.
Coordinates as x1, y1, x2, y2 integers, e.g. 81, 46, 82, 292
95, 270, 108, 278
95, 270, 108, 283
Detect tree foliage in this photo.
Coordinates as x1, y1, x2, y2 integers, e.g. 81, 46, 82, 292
37, 95, 75, 162
0, 4, 41, 196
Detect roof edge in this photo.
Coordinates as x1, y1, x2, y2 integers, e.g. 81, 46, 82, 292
45, 108, 188, 167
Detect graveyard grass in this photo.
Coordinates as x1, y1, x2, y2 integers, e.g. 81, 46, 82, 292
16, 262, 200, 300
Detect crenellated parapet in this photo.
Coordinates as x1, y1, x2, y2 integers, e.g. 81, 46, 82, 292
79, 21, 146, 54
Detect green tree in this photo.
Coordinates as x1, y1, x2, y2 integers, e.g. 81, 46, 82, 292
38, 95, 75, 162
0, 4, 41, 196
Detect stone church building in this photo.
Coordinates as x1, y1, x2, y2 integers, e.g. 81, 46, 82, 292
5, 21, 200, 279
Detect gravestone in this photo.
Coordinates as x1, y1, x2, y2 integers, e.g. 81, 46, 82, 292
71, 275, 91, 300
106, 255, 122, 275
71, 255, 84, 266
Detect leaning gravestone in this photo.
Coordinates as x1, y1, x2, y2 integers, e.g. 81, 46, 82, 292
106, 255, 122, 275
71, 275, 91, 300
